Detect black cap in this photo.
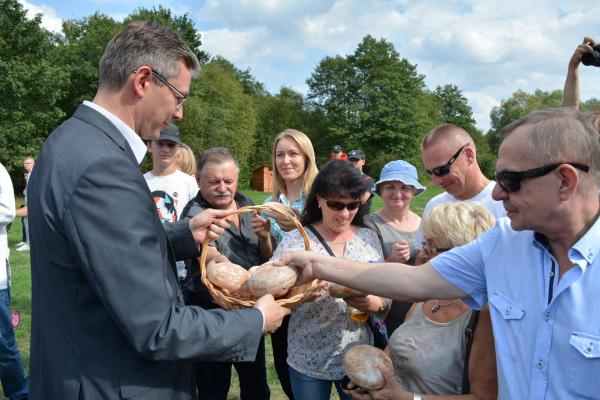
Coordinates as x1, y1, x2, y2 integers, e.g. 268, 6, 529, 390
331, 144, 343, 152
158, 124, 184, 146
348, 149, 365, 160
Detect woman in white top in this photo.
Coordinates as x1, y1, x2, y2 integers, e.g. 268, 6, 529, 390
348, 203, 498, 400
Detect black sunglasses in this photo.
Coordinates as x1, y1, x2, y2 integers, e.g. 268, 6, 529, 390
325, 199, 361, 211
425, 144, 469, 177
495, 163, 589, 193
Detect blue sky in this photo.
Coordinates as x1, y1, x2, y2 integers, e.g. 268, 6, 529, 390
19, 0, 600, 132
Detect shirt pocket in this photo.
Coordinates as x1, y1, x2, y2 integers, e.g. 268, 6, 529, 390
489, 292, 525, 360
568, 332, 600, 399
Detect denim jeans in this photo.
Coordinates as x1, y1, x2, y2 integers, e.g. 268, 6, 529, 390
289, 367, 351, 400
0, 287, 28, 400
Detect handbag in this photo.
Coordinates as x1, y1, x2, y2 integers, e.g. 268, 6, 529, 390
305, 224, 388, 349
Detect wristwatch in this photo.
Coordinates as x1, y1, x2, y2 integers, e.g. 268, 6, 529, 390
413, 393, 423, 400
377, 299, 387, 313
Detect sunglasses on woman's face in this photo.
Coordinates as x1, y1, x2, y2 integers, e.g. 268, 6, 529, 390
495, 162, 589, 193
425, 143, 469, 177
324, 199, 361, 211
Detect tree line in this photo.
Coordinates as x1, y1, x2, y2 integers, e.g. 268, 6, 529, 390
3, 0, 597, 191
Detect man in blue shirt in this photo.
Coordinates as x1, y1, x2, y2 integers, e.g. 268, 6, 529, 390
279, 108, 600, 399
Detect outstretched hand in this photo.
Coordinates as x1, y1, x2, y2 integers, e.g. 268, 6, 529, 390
188, 209, 232, 244
275, 251, 320, 284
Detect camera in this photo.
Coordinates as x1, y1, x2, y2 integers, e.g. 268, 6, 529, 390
581, 43, 600, 67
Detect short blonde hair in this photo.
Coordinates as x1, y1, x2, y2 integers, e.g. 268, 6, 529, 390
422, 202, 495, 248
177, 145, 197, 177
271, 129, 318, 201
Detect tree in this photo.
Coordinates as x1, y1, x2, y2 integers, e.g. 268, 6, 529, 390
179, 63, 256, 187
0, 0, 68, 188
307, 35, 434, 176
487, 89, 563, 153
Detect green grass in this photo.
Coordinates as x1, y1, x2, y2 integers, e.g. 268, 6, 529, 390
2, 187, 442, 399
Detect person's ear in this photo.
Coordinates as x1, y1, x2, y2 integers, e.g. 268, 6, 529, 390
132, 66, 153, 98
464, 146, 475, 165
146, 141, 153, 153
556, 164, 579, 200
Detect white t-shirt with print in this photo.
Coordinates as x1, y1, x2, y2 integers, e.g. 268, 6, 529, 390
144, 170, 198, 279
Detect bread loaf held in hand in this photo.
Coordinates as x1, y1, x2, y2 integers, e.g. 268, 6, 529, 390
248, 261, 299, 297
343, 345, 393, 391
328, 283, 366, 298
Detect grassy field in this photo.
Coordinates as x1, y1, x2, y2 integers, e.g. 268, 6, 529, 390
2, 186, 441, 399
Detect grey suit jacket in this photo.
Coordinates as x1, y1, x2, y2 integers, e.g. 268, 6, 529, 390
27, 105, 263, 400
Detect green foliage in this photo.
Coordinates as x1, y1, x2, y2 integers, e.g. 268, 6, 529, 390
51, 13, 121, 116
0, 0, 68, 188
581, 97, 600, 112
487, 89, 563, 153
307, 35, 435, 176
180, 63, 257, 187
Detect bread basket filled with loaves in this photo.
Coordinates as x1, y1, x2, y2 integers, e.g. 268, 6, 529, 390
198, 202, 320, 310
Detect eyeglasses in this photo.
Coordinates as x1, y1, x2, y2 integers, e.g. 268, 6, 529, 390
421, 242, 451, 256
151, 69, 187, 109
425, 144, 469, 177
325, 199, 361, 211
495, 163, 589, 193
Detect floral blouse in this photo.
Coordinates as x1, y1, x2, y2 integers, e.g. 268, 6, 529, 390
272, 227, 384, 380
263, 193, 305, 246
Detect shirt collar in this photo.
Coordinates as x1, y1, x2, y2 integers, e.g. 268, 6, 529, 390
532, 215, 600, 266
83, 101, 147, 164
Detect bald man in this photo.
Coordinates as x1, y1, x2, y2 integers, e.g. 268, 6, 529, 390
420, 124, 505, 219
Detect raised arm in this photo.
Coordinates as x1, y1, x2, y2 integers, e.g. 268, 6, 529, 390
563, 37, 595, 108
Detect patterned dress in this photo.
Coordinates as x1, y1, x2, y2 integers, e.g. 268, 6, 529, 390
272, 227, 384, 380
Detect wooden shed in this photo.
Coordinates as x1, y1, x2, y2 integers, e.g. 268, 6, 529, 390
252, 165, 273, 192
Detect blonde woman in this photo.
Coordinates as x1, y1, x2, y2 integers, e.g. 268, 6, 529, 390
259, 128, 318, 399
177, 144, 197, 177
348, 202, 498, 400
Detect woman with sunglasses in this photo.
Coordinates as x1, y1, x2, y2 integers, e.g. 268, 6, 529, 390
259, 128, 319, 400
364, 160, 426, 335
271, 160, 386, 400
347, 202, 497, 400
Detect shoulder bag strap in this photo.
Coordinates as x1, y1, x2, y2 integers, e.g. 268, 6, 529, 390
305, 224, 336, 257
462, 309, 481, 394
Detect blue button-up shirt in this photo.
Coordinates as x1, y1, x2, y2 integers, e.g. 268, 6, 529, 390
431, 216, 600, 400
262, 193, 305, 246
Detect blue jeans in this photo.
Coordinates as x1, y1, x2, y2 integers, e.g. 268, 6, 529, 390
0, 287, 28, 400
289, 367, 351, 400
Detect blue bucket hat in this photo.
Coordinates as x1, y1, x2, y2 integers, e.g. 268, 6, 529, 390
375, 160, 426, 196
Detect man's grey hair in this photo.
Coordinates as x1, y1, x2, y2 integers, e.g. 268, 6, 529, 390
499, 107, 600, 188
98, 20, 199, 90
197, 147, 240, 176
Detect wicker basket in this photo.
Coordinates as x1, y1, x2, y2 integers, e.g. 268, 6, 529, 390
198, 203, 319, 310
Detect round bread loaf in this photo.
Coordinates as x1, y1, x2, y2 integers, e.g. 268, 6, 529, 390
343, 345, 393, 391
328, 283, 365, 298
206, 261, 250, 292
248, 262, 299, 297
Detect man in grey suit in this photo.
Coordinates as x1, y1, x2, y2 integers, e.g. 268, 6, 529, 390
27, 21, 289, 400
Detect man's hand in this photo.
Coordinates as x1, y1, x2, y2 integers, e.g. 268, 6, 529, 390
276, 251, 321, 284
253, 294, 291, 334
346, 362, 407, 400
386, 241, 411, 263
252, 212, 271, 240
569, 36, 595, 68
188, 209, 231, 244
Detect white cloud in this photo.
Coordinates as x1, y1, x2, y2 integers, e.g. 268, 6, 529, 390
18, 0, 62, 32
